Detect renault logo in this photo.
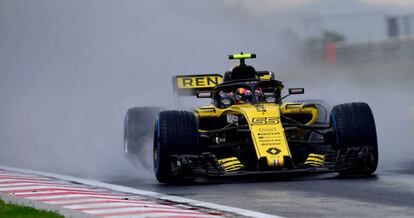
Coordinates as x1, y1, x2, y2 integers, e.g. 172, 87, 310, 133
266, 147, 281, 155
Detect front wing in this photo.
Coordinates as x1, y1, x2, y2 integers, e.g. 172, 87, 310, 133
169, 153, 336, 178
169, 147, 374, 178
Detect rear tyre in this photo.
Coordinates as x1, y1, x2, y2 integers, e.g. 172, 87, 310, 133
154, 110, 199, 183
330, 102, 378, 176
124, 107, 162, 169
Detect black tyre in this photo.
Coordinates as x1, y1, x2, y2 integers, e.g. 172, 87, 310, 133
124, 107, 162, 169
154, 110, 199, 183
330, 102, 378, 176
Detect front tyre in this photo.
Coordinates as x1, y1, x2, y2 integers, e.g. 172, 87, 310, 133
154, 110, 199, 183
330, 102, 378, 176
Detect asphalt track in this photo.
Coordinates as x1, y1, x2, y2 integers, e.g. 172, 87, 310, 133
106, 167, 414, 217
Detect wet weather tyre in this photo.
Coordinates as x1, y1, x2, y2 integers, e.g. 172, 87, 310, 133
330, 102, 378, 176
154, 110, 199, 184
124, 107, 162, 169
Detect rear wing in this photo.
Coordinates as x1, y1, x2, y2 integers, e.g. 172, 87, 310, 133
173, 74, 223, 96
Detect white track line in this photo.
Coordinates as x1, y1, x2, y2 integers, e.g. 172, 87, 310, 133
43, 196, 147, 204
27, 193, 143, 200
0, 181, 80, 188
15, 190, 109, 197
47, 199, 115, 205
94, 210, 217, 218
66, 202, 175, 210
9, 187, 103, 194
0, 179, 52, 183
0, 183, 45, 188
47, 198, 133, 205
27, 194, 92, 200
0, 185, 86, 192
14, 190, 71, 196
0, 165, 284, 218
109, 214, 220, 218
15, 190, 131, 197
0, 180, 63, 184
85, 207, 207, 215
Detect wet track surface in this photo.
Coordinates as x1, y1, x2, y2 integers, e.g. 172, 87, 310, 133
106, 168, 414, 217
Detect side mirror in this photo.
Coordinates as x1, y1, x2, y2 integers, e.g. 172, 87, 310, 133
196, 92, 212, 98
281, 88, 304, 100
289, 88, 304, 95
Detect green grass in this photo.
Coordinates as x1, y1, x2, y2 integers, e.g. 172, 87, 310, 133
0, 199, 63, 218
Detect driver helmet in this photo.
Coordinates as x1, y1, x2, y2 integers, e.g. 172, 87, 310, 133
235, 88, 252, 104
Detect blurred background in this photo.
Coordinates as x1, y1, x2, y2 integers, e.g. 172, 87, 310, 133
0, 0, 413, 180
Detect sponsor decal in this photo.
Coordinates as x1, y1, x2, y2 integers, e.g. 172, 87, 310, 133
259, 127, 277, 132
226, 114, 239, 123
176, 75, 222, 89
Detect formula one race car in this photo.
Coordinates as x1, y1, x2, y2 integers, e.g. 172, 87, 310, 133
124, 53, 378, 184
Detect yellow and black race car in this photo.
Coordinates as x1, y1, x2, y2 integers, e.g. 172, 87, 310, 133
124, 53, 378, 184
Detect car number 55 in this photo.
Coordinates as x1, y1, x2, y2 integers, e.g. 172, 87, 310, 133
251, 117, 280, 125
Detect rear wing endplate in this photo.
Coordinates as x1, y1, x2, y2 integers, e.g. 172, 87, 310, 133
173, 74, 223, 96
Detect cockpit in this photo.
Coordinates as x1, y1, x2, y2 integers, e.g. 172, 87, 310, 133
213, 82, 282, 109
